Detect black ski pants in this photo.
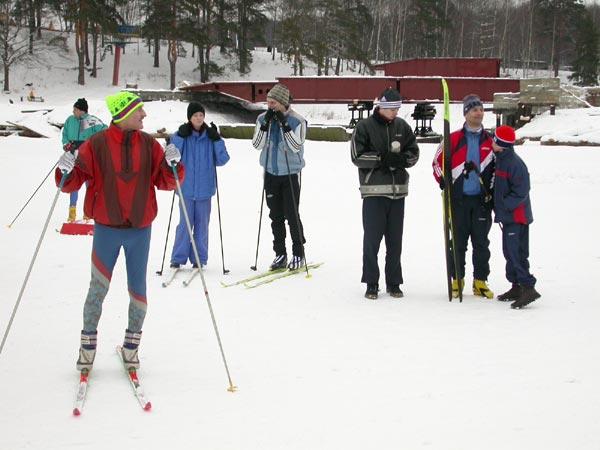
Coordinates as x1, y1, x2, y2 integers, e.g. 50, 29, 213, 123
361, 196, 405, 286
265, 172, 305, 257
450, 195, 492, 280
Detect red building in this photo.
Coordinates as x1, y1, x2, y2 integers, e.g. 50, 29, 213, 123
179, 58, 517, 104
373, 58, 501, 78
181, 76, 518, 103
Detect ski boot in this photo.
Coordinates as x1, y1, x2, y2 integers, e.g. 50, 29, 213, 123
473, 279, 494, 299
451, 278, 464, 298
68, 206, 77, 223
121, 329, 142, 370
287, 255, 305, 270
511, 286, 541, 309
497, 284, 521, 302
76, 330, 97, 371
270, 254, 287, 271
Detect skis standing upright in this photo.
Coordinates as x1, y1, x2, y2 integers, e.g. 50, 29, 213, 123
441, 79, 463, 302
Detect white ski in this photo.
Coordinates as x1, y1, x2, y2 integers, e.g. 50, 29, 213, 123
182, 268, 200, 287
115, 345, 152, 411
161, 267, 180, 287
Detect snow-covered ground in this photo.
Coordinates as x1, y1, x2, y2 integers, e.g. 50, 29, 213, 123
516, 107, 600, 145
1, 98, 600, 449
1, 29, 600, 450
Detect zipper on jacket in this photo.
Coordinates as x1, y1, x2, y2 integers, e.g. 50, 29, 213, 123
387, 122, 397, 199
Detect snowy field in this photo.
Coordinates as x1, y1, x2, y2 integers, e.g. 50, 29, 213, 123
0, 31, 598, 450
0, 99, 599, 450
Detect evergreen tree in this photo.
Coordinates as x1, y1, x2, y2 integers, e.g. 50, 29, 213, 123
569, 10, 599, 86
535, 0, 584, 76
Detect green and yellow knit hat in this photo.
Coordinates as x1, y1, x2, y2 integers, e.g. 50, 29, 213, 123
105, 91, 144, 123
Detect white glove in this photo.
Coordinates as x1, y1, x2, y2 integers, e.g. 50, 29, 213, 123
164, 143, 181, 165
58, 150, 78, 173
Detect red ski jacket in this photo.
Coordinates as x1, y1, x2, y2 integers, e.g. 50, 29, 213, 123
432, 126, 494, 203
56, 124, 184, 228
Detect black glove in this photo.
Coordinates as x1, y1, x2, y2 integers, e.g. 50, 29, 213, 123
207, 122, 220, 141
261, 109, 275, 131
438, 176, 445, 191
178, 122, 192, 138
463, 161, 476, 178
274, 110, 291, 132
382, 152, 407, 169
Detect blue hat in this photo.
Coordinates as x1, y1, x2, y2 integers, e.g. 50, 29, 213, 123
463, 94, 483, 115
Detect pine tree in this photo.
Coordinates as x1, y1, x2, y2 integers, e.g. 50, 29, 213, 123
569, 10, 599, 86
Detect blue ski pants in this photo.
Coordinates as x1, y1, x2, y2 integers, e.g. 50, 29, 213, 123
82, 224, 151, 333
501, 223, 536, 287
170, 197, 211, 266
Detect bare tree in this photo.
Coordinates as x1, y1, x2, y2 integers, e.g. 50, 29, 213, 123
0, 1, 36, 91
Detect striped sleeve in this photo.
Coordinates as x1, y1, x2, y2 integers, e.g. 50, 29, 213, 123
351, 125, 381, 169
432, 142, 443, 182
283, 120, 306, 153
252, 121, 267, 150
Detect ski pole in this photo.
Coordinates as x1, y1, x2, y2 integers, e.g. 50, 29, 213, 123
250, 136, 270, 271
7, 162, 58, 228
250, 183, 265, 271
169, 162, 237, 393
0, 170, 68, 356
283, 150, 310, 278
156, 191, 176, 276
214, 165, 229, 274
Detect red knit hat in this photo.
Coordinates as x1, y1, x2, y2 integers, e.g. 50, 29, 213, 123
494, 125, 516, 148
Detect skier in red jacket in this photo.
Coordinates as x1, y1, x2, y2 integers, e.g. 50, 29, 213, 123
56, 91, 184, 372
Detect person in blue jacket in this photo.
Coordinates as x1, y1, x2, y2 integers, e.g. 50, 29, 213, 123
492, 125, 541, 309
169, 102, 230, 269
251, 83, 308, 271
62, 98, 106, 222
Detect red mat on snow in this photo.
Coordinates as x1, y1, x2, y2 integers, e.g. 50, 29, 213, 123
58, 222, 94, 235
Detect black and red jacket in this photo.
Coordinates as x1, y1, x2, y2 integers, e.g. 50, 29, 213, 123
432, 125, 494, 206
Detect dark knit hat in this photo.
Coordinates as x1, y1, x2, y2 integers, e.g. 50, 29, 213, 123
267, 84, 290, 107
463, 94, 483, 115
73, 98, 88, 113
377, 88, 402, 109
187, 102, 205, 120
493, 125, 516, 148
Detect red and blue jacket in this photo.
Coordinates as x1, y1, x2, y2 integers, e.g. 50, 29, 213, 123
432, 126, 494, 206
493, 146, 533, 225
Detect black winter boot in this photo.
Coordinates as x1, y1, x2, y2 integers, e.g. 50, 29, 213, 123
497, 284, 521, 302
365, 283, 378, 300
510, 286, 541, 309
386, 284, 404, 298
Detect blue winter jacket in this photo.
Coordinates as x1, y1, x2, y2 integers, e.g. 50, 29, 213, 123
251, 108, 307, 175
493, 146, 533, 225
170, 128, 230, 200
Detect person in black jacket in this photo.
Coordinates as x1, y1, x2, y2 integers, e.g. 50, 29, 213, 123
351, 88, 419, 299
